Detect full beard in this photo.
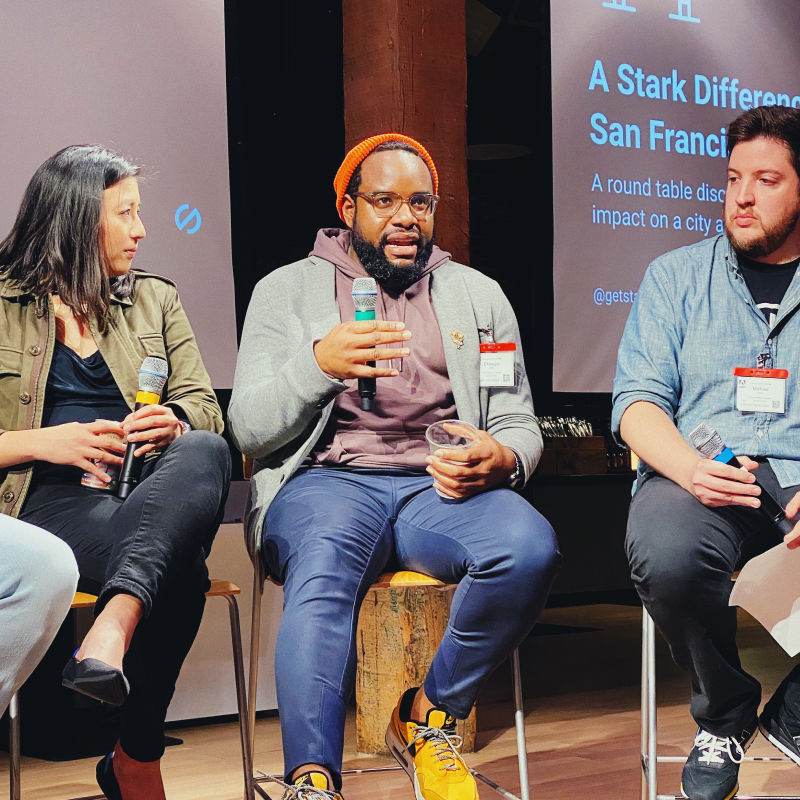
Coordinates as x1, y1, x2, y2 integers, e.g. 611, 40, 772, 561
725, 206, 800, 260
351, 226, 435, 291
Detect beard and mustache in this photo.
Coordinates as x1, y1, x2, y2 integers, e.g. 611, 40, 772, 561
351, 222, 435, 292
725, 204, 800, 260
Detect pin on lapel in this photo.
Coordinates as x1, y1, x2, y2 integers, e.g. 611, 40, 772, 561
450, 330, 464, 349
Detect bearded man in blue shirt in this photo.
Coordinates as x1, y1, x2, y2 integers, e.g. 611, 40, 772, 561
614, 105, 800, 800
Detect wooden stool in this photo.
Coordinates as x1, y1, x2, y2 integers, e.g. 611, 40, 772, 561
355, 570, 476, 755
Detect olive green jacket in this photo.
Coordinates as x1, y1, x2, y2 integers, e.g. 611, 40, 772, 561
0, 272, 222, 517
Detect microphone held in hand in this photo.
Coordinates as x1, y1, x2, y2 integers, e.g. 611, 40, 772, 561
352, 277, 377, 411
689, 422, 794, 535
117, 357, 169, 500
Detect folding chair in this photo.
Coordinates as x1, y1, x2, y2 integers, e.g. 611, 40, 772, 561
641, 606, 798, 800
8, 580, 251, 800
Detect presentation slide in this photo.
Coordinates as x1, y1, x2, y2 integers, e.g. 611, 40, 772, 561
551, 0, 800, 392
0, 1, 236, 387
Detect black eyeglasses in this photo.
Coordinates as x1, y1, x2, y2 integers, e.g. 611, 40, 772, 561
350, 191, 439, 219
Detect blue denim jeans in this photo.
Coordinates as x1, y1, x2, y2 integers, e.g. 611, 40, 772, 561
262, 468, 560, 786
0, 516, 78, 715
20, 431, 231, 760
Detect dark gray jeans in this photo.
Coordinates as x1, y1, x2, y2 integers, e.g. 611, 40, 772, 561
626, 463, 797, 738
20, 430, 231, 760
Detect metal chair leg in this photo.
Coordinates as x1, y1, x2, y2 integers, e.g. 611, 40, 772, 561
510, 648, 530, 800
9, 690, 20, 800
219, 591, 255, 800
248, 565, 264, 767
469, 646, 530, 800
642, 607, 658, 800
249, 564, 280, 799
641, 607, 648, 800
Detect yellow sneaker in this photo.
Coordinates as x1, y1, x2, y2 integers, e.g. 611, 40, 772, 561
385, 688, 479, 800
280, 771, 343, 800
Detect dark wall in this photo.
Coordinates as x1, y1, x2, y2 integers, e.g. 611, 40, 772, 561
466, 1, 613, 425
466, 2, 554, 407
225, 1, 345, 339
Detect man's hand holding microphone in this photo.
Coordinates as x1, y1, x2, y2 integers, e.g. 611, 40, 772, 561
313, 277, 411, 406
689, 423, 800, 549
313, 319, 411, 382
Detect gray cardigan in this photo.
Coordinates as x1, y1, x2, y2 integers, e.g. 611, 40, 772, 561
228, 255, 542, 560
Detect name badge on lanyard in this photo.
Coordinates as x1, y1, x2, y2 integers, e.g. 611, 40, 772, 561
734, 367, 788, 414
480, 342, 516, 387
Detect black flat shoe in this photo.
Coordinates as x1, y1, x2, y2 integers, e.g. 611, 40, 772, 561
62, 656, 129, 706
96, 752, 122, 800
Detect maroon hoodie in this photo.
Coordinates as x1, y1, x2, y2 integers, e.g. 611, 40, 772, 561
306, 228, 457, 470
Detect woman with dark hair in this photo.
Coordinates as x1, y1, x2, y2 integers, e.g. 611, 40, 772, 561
0, 145, 231, 800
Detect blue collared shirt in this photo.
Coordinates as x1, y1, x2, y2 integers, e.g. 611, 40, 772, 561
612, 234, 800, 489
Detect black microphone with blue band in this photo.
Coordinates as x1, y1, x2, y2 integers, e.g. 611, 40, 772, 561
689, 422, 794, 535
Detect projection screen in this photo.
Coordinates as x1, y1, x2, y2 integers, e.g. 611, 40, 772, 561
0, 1, 236, 387
551, 0, 800, 392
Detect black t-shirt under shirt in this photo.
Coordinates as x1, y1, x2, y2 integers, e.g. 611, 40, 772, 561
738, 253, 800, 327
33, 340, 128, 486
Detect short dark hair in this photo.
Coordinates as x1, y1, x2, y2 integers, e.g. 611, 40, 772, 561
727, 105, 800, 180
345, 140, 435, 196
0, 144, 140, 329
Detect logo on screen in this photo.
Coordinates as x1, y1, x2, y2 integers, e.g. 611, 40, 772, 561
602, 0, 636, 12
669, 1, 700, 23
175, 204, 202, 235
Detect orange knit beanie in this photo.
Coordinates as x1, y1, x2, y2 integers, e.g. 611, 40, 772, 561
333, 133, 439, 221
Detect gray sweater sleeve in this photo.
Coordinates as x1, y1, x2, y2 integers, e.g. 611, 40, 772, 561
227, 274, 345, 459
481, 281, 542, 484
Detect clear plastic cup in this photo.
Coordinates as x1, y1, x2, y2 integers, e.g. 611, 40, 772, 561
425, 420, 478, 498
80, 430, 122, 491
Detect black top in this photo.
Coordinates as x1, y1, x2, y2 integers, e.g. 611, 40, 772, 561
738, 254, 800, 327
34, 341, 128, 485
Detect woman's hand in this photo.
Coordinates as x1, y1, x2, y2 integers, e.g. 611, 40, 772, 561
29, 420, 127, 484
122, 404, 184, 457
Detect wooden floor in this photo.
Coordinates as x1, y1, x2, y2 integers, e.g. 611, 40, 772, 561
3, 603, 800, 799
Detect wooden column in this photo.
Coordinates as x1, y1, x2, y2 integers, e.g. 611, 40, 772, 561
342, 0, 469, 264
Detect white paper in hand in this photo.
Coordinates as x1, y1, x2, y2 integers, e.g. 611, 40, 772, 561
729, 542, 800, 657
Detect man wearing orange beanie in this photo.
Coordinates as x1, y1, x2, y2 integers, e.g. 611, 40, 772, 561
229, 134, 559, 800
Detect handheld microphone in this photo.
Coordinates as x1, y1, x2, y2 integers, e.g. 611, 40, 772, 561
689, 423, 794, 535
352, 277, 377, 411
117, 356, 169, 499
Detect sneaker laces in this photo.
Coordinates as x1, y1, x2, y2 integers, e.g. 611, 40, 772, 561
407, 723, 467, 772
289, 787, 340, 800
268, 775, 342, 800
693, 729, 745, 766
